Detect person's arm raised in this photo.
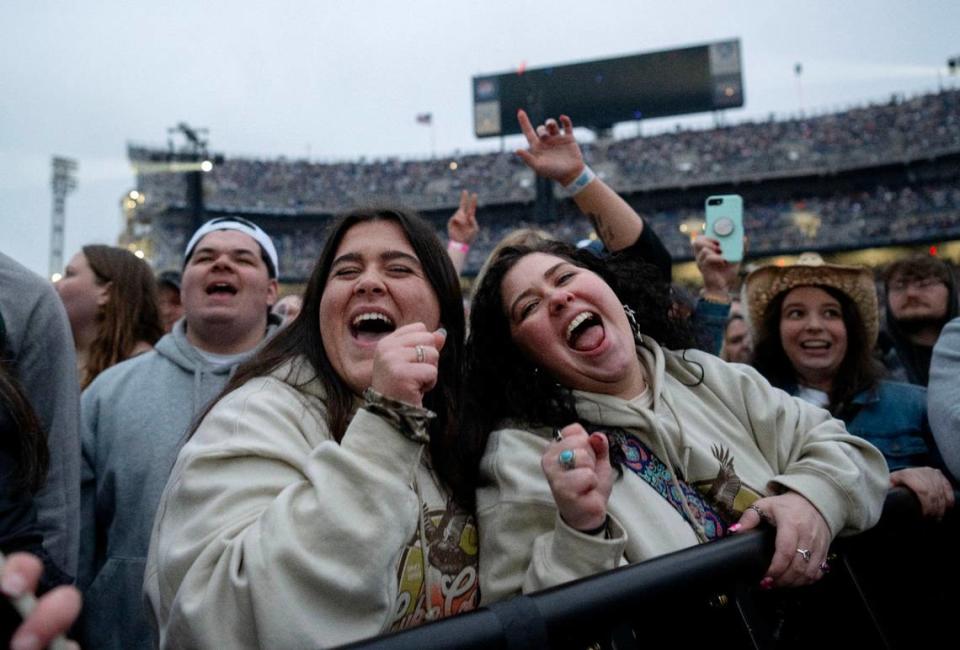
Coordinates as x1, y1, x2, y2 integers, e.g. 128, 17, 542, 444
515, 109, 643, 253
446, 190, 478, 277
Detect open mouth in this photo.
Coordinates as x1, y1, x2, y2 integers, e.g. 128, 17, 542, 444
206, 281, 238, 296
566, 311, 605, 351
350, 312, 396, 343
799, 340, 832, 354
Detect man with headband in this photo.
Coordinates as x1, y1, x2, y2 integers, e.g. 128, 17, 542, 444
77, 218, 281, 649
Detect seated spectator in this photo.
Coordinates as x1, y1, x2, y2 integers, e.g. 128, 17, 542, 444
929, 316, 960, 482
879, 255, 958, 386
156, 270, 183, 333
462, 239, 888, 605
145, 209, 477, 647
746, 253, 954, 518
55, 245, 163, 388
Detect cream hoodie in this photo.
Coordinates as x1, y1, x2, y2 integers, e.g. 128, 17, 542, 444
144, 357, 478, 648
477, 339, 889, 604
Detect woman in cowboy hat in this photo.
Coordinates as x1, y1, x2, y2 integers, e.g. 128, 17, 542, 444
745, 253, 955, 519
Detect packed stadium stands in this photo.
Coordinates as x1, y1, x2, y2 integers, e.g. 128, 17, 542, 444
128, 88, 960, 280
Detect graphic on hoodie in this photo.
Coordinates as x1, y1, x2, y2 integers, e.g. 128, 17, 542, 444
389, 499, 479, 631
690, 444, 764, 522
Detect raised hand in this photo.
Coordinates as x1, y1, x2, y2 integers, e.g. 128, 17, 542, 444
447, 190, 479, 245
515, 109, 585, 186
692, 234, 740, 302
540, 423, 613, 532
370, 323, 446, 407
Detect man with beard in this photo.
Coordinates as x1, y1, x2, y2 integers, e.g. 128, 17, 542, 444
880, 256, 958, 386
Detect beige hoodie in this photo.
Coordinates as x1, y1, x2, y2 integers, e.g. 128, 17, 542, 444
477, 339, 889, 604
144, 357, 478, 648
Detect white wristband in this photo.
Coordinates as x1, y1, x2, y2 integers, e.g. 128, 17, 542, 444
562, 165, 597, 195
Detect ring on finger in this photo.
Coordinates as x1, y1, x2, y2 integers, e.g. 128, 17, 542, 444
748, 504, 767, 521
796, 548, 812, 562
415, 345, 425, 363
558, 449, 576, 471
553, 428, 564, 442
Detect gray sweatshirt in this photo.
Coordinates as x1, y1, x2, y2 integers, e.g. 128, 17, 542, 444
78, 317, 278, 650
0, 251, 81, 579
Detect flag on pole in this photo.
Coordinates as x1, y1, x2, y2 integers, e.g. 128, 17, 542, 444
416, 112, 433, 125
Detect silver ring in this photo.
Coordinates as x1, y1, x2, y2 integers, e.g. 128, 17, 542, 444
796, 548, 811, 562
553, 428, 564, 442
558, 449, 576, 471
748, 504, 766, 521
415, 345, 425, 363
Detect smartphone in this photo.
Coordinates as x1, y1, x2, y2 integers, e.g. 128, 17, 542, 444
705, 194, 744, 263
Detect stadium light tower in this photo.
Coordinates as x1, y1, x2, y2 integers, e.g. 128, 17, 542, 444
167, 122, 213, 232
49, 156, 78, 280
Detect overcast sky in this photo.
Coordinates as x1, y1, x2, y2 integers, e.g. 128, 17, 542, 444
2, 0, 958, 277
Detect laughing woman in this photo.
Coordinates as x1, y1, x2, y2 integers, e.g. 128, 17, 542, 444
463, 240, 889, 604
144, 209, 477, 648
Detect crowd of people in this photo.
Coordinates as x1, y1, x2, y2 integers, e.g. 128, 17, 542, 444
1, 100, 958, 649
129, 88, 959, 217
135, 178, 960, 282
133, 96, 960, 281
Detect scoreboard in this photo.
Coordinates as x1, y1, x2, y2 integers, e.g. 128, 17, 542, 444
473, 39, 743, 137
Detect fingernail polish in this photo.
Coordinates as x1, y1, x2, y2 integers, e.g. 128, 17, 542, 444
728, 523, 741, 533
436, 327, 447, 338
760, 577, 774, 590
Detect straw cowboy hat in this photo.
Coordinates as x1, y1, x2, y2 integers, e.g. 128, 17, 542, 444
743, 252, 879, 346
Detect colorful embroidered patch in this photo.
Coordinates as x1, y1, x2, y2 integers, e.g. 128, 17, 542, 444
615, 435, 728, 541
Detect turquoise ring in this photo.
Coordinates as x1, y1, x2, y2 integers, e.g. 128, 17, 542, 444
558, 449, 576, 471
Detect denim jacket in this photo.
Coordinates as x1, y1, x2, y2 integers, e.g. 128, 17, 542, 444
840, 381, 934, 471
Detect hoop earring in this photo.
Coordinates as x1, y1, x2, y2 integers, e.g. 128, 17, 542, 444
623, 304, 643, 344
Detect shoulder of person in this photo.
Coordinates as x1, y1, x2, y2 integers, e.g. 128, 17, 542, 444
482, 422, 552, 463
82, 348, 162, 398
875, 379, 927, 403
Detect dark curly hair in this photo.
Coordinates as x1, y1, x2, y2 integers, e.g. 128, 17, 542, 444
458, 240, 694, 492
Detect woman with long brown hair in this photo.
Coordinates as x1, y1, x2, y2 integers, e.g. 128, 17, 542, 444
55, 245, 163, 388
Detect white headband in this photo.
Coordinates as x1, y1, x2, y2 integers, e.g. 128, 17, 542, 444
183, 218, 279, 278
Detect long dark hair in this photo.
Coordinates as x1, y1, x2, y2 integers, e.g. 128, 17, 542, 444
752, 285, 883, 418
82, 245, 163, 388
460, 241, 693, 482
198, 208, 470, 507
0, 360, 49, 493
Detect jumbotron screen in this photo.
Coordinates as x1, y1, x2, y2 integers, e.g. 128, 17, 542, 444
473, 39, 743, 137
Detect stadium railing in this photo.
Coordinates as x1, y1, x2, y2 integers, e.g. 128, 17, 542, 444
339, 487, 959, 649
